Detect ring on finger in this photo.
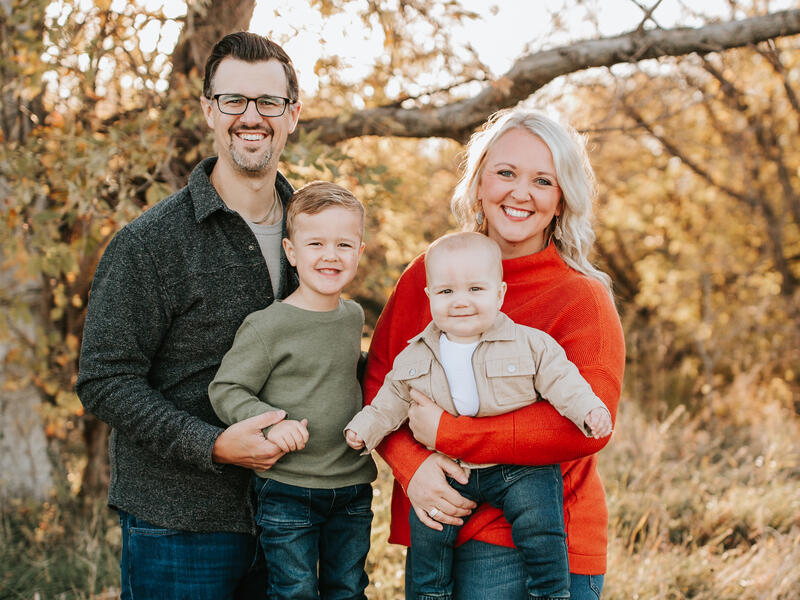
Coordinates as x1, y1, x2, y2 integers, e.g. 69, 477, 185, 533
428, 507, 440, 519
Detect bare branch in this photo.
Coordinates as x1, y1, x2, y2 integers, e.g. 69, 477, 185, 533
701, 56, 800, 226
623, 102, 798, 295
755, 40, 800, 124
294, 9, 800, 144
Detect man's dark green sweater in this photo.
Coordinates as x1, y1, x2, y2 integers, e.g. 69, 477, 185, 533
76, 158, 298, 534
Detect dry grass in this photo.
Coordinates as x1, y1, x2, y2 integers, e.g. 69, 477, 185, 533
600, 373, 800, 600
2, 373, 798, 599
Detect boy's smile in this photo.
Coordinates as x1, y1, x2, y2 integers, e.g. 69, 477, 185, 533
282, 207, 365, 311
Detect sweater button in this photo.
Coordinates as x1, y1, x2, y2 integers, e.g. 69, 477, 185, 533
248, 244, 255, 251
507, 364, 516, 373
408, 368, 416, 376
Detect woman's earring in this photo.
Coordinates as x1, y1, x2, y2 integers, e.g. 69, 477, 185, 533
475, 208, 485, 226
553, 217, 563, 241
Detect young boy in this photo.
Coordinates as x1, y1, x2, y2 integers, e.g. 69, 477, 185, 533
210, 181, 377, 600
345, 231, 612, 600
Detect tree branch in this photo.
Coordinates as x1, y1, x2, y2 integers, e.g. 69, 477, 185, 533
294, 9, 800, 144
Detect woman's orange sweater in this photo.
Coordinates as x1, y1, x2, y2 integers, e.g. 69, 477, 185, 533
363, 243, 625, 574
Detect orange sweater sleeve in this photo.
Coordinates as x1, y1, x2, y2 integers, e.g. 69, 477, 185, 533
363, 255, 433, 490
435, 276, 625, 466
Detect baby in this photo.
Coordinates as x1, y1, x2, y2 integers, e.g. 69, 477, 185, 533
345, 231, 611, 600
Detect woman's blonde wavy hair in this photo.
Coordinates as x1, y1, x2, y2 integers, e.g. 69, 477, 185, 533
451, 108, 612, 296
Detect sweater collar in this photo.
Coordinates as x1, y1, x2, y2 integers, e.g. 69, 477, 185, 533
501, 242, 567, 282
189, 157, 294, 223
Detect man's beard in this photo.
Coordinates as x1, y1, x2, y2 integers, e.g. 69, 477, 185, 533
230, 143, 273, 175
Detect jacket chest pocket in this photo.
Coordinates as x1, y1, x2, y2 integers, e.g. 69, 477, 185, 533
391, 358, 434, 400
485, 356, 536, 406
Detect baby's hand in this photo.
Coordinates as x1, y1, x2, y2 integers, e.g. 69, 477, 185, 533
584, 408, 612, 439
267, 418, 309, 453
345, 429, 365, 450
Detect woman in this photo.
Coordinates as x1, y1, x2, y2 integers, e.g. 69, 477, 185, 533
363, 108, 625, 599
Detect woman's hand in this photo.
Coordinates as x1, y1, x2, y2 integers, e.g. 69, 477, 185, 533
408, 388, 445, 449
406, 453, 476, 531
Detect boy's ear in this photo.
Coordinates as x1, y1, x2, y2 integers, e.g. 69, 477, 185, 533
358, 241, 365, 259
282, 237, 297, 266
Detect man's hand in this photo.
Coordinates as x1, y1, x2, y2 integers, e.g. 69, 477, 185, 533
212, 410, 288, 470
408, 388, 444, 449
345, 428, 365, 450
267, 419, 309, 453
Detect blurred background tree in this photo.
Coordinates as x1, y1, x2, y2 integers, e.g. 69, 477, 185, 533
0, 3, 798, 595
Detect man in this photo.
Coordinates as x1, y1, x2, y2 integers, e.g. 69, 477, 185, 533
77, 32, 303, 597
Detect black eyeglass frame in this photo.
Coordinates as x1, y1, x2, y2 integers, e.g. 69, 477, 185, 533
208, 93, 295, 117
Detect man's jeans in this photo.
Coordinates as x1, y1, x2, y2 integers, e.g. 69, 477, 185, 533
406, 540, 603, 600
118, 510, 265, 599
408, 464, 569, 600
254, 477, 373, 600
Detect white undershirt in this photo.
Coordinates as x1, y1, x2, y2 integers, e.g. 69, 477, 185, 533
245, 219, 283, 297
438, 332, 480, 416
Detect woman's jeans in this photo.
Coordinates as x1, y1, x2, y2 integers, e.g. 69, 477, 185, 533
409, 464, 569, 600
254, 477, 373, 600
405, 540, 604, 600
118, 509, 265, 599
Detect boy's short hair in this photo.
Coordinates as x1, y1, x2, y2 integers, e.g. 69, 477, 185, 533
425, 232, 503, 283
286, 181, 365, 239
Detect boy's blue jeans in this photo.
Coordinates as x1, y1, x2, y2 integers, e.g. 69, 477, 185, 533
254, 476, 373, 600
408, 463, 570, 600
117, 509, 266, 599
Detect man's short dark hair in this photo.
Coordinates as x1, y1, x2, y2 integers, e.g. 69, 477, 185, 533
203, 31, 299, 102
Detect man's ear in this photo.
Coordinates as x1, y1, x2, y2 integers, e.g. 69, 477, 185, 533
201, 96, 215, 129
282, 237, 297, 267
286, 100, 302, 134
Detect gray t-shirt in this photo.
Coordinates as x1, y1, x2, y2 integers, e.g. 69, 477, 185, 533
245, 219, 283, 297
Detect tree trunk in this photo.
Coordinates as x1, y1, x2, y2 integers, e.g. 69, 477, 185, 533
0, 276, 53, 503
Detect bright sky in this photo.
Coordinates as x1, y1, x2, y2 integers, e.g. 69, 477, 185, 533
248, 0, 748, 97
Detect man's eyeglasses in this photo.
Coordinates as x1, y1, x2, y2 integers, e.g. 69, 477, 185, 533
209, 94, 294, 117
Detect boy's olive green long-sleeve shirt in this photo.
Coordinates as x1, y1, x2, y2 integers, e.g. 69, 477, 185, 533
210, 300, 377, 488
